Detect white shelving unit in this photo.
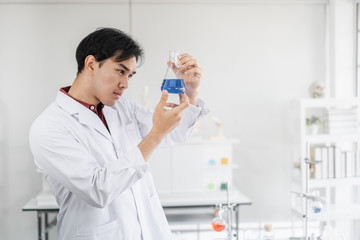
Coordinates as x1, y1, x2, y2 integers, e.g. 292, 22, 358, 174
290, 98, 360, 240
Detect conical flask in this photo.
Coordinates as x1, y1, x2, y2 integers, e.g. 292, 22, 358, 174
161, 50, 185, 107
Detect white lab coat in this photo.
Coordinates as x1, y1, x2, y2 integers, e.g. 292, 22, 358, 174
29, 90, 208, 240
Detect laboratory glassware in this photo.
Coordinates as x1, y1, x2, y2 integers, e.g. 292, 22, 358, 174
211, 182, 237, 239
291, 142, 325, 240
161, 50, 185, 108
211, 205, 226, 232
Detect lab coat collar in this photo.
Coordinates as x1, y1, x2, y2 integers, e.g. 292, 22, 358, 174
55, 90, 113, 141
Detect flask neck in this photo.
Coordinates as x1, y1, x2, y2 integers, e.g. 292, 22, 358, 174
169, 50, 181, 68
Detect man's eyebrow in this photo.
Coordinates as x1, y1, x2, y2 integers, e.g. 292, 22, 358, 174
119, 63, 136, 74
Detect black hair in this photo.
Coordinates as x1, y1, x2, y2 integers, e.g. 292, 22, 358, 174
75, 27, 144, 75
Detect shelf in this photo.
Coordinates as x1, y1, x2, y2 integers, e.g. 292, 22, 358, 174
310, 204, 360, 221
300, 98, 360, 108
308, 177, 360, 188
204, 164, 239, 169
184, 138, 240, 145
293, 203, 360, 221
292, 178, 360, 188
303, 134, 360, 143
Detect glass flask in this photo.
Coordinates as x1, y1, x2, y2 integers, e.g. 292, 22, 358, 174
211, 207, 226, 232
161, 50, 185, 107
311, 191, 323, 213
311, 201, 323, 213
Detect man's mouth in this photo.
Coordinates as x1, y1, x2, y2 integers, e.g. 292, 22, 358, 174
114, 91, 122, 99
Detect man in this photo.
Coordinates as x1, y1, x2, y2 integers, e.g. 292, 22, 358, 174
29, 27, 208, 240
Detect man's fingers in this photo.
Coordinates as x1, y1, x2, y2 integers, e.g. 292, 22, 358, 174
165, 103, 177, 108
178, 54, 192, 62
180, 93, 189, 103
184, 67, 202, 77
179, 59, 199, 69
167, 60, 174, 67
175, 94, 190, 112
168, 60, 181, 69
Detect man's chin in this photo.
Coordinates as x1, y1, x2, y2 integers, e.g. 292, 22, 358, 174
103, 99, 118, 106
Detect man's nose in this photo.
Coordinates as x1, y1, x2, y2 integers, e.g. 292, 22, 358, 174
119, 77, 129, 89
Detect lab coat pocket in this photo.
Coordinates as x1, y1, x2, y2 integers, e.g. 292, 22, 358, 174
75, 219, 122, 240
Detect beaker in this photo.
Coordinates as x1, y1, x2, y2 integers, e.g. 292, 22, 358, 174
161, 50, 185, 107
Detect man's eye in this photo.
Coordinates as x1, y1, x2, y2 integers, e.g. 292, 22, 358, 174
117, 69, 125, 75
128, 74, 133, 79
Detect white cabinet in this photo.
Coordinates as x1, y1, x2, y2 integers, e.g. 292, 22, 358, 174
149, 139, 239, 194
290, 98, 360, 240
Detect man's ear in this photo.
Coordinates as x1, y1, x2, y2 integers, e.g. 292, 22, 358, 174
84, 55, 97, 74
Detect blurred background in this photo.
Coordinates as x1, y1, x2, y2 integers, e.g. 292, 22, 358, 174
0, 0, 358, 239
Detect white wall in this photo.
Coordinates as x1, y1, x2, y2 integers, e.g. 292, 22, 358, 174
0, 102, 7, 240
0, 1, 328, 239
328, 0, 356, 97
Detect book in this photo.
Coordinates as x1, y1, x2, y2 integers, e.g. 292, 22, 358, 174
334, 147, 342, 178
328, 146, 335, 178
322, 147, 328, 179
314, 147, 322, 179
356, 152, 360, 177
345, 151, 356, 178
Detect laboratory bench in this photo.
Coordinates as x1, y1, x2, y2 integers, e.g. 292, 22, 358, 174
22, 189, 251, 240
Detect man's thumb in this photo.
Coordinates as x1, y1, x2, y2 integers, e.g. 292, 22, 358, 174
159, 90, 168, 105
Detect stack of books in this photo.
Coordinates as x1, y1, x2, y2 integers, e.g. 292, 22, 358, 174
311, 146, 360, 179
326, 108, 359, 135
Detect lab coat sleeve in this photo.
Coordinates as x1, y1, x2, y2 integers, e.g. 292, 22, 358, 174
29, 116, 149, 209
133, 98, 209, 145
165, 98, 209, 143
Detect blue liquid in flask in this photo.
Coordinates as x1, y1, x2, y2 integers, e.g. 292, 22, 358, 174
161, 79, 185, 94
161, 79, 185, 107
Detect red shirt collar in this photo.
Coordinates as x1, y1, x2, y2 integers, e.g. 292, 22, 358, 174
60, 86, 109, 131
60, 86, 104, 114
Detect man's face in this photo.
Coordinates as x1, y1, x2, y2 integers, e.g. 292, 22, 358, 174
92, 56, 137, 106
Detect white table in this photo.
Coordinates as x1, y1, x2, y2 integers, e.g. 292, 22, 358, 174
160, 189, 251, 239
23, 189, 251, 240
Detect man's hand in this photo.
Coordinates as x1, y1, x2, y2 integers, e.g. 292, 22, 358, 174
152, 90, 190, 138
137, 91, 189, 162
168, 53, 202, 106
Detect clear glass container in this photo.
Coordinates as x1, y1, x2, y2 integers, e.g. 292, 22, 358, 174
161, 50, 185, 107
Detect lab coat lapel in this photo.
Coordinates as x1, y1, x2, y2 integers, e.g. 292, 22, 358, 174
103, 106, 122, 149
77, 109, 112, 141
55, 91, 112, 141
